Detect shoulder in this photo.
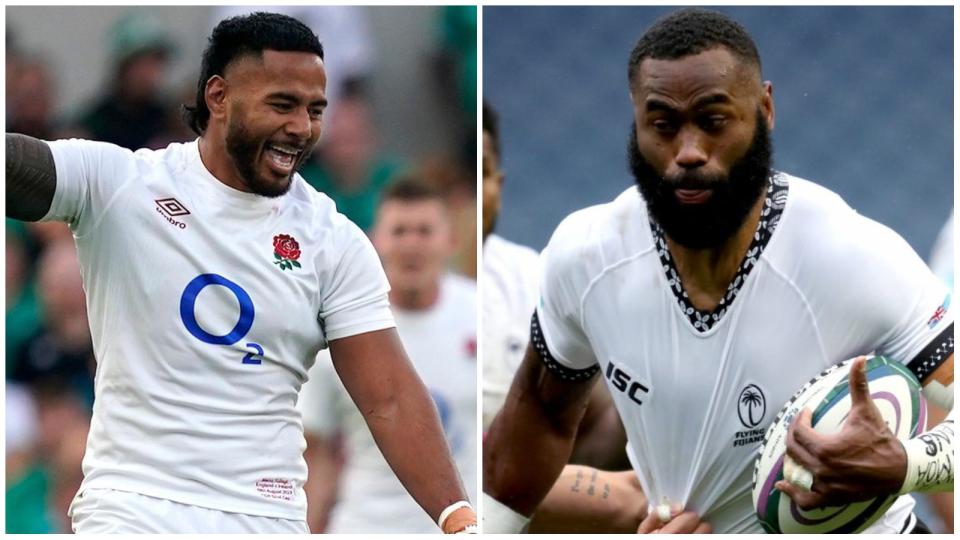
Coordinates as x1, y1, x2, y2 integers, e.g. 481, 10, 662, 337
775, 173, 916, 265
485, 234, 539, 265
768, 172, 927, 298
544, 186, 651, 277
286, 175, 365, 241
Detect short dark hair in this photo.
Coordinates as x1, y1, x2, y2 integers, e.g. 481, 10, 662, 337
483, 100, 499, 157
183, 12, 324, 135
378, 176, 444, 207
627, 8, 761, 87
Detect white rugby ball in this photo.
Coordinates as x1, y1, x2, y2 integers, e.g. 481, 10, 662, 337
751, 356, 925, 534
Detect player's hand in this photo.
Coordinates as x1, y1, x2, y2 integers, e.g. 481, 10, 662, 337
637, 505, 712, 534
442, 506, 477, 534
775, 356, 907, 509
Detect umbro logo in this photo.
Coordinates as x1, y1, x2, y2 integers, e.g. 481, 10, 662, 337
155, 197, 190, 229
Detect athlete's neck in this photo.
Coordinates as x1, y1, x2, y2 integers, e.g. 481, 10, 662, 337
198, 133, 251, 193
389, 281, 440, 311
665, 193, 765, 312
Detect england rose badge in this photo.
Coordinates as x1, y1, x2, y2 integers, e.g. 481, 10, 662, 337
273, 234, 301, 271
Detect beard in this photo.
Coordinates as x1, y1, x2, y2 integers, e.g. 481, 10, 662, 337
629, 110, 772, 249
224, 116, 312, 199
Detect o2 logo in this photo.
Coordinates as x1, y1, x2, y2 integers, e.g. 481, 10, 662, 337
180, 273, 264, 365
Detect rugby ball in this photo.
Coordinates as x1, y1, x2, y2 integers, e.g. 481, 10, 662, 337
751, 356, 926, 534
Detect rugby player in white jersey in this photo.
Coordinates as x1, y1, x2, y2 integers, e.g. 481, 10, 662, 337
300, 178, 477, 533
6, 12, 475, 534
482, 101, 630, 468
483, 8, 953, 534
480, 101, 540, 430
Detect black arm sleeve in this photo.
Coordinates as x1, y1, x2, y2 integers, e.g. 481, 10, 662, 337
6, 133, 57, 222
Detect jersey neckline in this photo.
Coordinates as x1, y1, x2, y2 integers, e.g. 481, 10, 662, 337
648, 172, 790, 333
187, 138, 281, 214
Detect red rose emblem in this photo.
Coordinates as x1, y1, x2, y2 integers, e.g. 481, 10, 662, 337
272, 234, 302, 271
273, 234, 301, 261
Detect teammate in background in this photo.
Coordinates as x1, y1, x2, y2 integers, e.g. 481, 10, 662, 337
482, 101, 630, 469
484, 8, 953, 534
6, 12, 475, 533
480, 101, 539, 430
300, 178, 477, 533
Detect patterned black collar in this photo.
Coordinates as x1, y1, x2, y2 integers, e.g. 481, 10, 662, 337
648, 173, 789, 333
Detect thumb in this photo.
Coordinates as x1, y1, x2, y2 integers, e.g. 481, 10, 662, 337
847, 356, 872, 406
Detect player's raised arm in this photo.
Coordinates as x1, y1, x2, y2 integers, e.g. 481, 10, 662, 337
483, 339, 600, 532
329, 328, 476, 533
6, 133, 57, 221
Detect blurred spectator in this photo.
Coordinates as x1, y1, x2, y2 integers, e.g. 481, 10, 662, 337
6, 224, 42, 370
300, 96, 406, 232
6, 383, 53, 534
74, 11, 174, 150
436, 6, 476, 129
211, 6, 374, 103
48, 418, 90, 533
10, 240, 95, 407
7, 53, 60, 140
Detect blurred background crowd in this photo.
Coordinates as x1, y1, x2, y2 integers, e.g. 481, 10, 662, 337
6, 6, 476, 533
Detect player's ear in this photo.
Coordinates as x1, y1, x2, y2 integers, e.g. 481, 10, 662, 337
761, 81, 775, 131
205, 75, 228, 121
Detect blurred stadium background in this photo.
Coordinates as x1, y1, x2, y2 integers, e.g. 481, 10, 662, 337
484, 5, 952, 534
5, 6, 475, 533
484, 6, 952, 259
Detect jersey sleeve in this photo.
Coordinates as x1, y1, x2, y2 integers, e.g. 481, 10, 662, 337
533, 212, 600, 377
319, 219, 395, 342
845, 217, 954, 383
43, 138, 138, 236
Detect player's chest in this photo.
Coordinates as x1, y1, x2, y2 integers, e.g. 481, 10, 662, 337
106, 185, 330, 357
582, 272, 831, 440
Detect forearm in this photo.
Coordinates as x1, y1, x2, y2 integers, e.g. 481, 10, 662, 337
530, 467, 646, 533
898, 408, 954, 494
6, 133, 57, 221
483, 348, 597, 516
363, 371, 467, 522
330, 328, 472, 528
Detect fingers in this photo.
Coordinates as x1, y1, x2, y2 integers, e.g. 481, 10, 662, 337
656, 511, 703, 533
637, 503, 681, 534
775, 480, 824, 510
787, 408, 825, 466
637, 508, 711, 534
847, 356, 871, 406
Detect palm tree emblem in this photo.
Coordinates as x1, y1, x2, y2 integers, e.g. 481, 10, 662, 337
738, 385, 766, 428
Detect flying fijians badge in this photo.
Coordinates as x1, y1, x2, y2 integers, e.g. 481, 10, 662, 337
273, 234, 302, 271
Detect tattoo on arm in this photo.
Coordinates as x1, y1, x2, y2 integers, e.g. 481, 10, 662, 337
6, 133, 57, 221
568, 468, 610, 499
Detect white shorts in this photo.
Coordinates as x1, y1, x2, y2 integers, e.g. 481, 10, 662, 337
69, 488, 309, 534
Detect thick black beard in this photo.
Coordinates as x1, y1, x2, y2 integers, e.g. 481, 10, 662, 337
225, 119, 312, 199
628, 111, 772, 249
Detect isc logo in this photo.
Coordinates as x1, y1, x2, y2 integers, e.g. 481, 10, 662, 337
604, 361, 649, 405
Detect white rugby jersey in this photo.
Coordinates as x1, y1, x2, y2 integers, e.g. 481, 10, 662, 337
535, 172, 954, 534
299, 273, 478, 533
43, 138, 395, 520
481, 234, 539, 429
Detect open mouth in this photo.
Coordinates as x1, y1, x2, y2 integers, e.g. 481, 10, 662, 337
264, 143, 303, 175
